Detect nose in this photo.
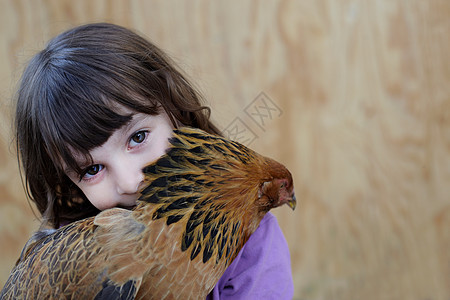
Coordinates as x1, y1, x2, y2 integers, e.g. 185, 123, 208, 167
114, 164, 145, 195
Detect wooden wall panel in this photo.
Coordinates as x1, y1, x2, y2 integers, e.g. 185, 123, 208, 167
0, 1, 449, 299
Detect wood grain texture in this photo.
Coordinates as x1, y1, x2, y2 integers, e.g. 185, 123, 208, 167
0, 0, 449, 299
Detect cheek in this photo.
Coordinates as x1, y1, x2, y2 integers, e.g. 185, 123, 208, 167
81, 184, 116, 211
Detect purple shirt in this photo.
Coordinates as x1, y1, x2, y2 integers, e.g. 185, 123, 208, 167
206, 212, 294, 299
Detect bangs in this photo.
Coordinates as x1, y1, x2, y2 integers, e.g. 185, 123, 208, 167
42, 93, 132, 176
36, 69, 142, 176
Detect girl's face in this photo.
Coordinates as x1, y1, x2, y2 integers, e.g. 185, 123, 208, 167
65, 110, 174, 210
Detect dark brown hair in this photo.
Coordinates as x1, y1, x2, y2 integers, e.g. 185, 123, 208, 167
15, 23, 221, 228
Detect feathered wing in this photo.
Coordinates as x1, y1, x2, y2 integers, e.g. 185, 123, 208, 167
1, 127, 293, 299
0, 216, 142, 299
0, 209, 166, 299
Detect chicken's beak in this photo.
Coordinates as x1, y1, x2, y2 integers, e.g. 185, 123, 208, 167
287, 194, 297, 211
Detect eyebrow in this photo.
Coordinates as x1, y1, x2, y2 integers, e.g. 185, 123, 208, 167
121, 113, 146, 132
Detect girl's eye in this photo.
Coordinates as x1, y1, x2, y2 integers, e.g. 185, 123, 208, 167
129, 130, 148, 147
81, 164, 103, 180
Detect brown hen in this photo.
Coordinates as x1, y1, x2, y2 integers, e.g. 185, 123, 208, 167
0, 127, 296, 299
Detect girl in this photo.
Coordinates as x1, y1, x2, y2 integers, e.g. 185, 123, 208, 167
14, 23, 294, 299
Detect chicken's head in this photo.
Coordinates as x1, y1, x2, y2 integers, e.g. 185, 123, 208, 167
258, 158, 296, 211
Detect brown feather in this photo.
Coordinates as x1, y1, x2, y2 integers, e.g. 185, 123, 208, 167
0, 127, 296, 299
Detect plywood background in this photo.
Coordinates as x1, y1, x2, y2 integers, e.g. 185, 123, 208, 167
0, 0, 449, 299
